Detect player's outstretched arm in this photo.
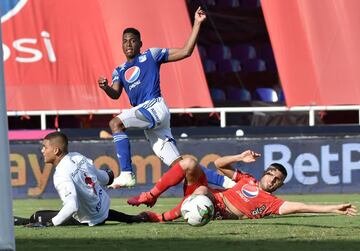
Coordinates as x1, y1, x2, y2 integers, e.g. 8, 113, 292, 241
167, 6, 206, 62
52, 182, 79, 226
280, 201, 357, 216
97, 76, 122, 99
214, 150, 261, 178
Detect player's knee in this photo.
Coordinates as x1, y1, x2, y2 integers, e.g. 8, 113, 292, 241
193, 186, 209, 196
109, 117, 124, 132
108, 118, 117, 130
180, 157, 198, 172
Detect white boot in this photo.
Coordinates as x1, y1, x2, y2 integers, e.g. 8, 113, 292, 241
108, 171, 136, 189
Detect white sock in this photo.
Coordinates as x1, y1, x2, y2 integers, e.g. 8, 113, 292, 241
222, 176, 236, 189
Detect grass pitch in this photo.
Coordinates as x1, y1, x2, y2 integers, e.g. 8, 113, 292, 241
13, 194, 360, 251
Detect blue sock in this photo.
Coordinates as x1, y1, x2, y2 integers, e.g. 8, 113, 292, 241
113, 132, 132, 172
201, 166, 224, 187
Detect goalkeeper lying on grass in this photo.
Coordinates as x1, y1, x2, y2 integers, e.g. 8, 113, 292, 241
14, 132, 139, 227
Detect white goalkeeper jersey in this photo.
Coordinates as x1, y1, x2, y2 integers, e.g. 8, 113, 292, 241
52, 152, 110, 226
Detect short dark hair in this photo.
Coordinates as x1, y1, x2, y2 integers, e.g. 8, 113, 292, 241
44, 131, 68, 153
123, 27, 141, 40
267, 163, 287, 178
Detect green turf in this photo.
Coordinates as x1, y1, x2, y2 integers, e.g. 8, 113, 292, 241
13, 194, 360, 251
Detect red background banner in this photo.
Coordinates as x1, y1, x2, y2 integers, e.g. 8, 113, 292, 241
2, 0, 212, 111
262, 0, 360, 106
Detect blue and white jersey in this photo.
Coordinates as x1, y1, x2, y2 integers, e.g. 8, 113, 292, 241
112, 48, 169, 107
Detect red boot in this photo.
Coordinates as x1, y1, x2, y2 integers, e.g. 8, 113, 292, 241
127, 192, 157, 207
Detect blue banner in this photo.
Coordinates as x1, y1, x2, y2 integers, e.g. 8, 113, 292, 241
9, 136, 360, 198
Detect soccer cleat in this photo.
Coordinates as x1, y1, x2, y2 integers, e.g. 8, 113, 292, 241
25, 221, 53, 228
127, 192, 157, 207
108, 171, 136, 189
133, 211, 162, 223
14, 216, 30, 226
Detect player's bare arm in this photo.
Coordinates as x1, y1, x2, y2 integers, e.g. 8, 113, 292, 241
167, 6, 206, 62
214, 150, 261, 177
98, 76, 122, 99
280, 201, 357, 216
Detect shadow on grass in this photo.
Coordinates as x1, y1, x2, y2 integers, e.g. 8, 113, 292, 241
15, 238, 360, 251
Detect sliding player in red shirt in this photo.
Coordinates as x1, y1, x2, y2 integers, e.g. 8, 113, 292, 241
128, 150, 357, 222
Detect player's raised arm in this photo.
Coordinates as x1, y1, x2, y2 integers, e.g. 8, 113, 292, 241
167, 6, 206, 62
98, 76, 122, 99
280, 201, 357, 216
214, 150, 261, 177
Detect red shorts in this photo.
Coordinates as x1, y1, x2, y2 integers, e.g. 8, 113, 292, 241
212, 191, 228, 218
183, 172, 208, 196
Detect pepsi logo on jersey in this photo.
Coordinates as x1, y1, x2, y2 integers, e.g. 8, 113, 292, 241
125, 66, 140, 83
241, 184, 259, 199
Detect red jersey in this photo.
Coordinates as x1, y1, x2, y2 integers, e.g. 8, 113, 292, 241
220, 172, 284, 219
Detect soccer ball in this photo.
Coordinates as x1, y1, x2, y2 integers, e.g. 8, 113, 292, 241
180, 194, 214, 227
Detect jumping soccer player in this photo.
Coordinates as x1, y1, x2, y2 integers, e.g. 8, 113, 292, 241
14, 132, 139, 227
98, 7, 207, 188
128, 150, 357, 222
